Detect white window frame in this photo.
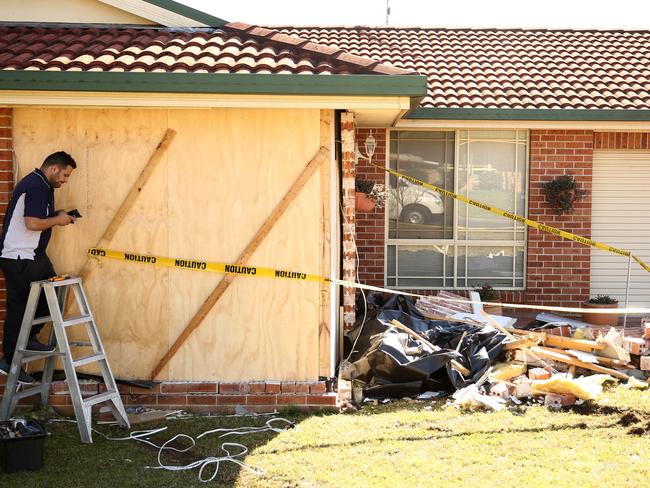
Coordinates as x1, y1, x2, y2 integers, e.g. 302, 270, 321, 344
384, 128, 529, 291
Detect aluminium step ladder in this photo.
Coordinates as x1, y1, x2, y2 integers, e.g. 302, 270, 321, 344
0, 277, 130, 442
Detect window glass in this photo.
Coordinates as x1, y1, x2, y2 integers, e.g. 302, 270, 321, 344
385, 130, 528, 290
388, 131, 454, 240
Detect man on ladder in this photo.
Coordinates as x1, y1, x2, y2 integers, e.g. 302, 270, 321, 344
0, 151, 77, 384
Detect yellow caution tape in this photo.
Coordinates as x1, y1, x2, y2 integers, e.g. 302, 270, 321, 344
88, 247, 650, 314
373, 163, 650, 274
87, 248, 329, 283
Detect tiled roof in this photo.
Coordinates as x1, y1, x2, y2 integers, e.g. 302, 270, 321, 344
275, 27, 650, 110
0, 23, 413, 76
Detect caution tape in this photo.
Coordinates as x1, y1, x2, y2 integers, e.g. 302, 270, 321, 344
88, 247, 650, 314
373, 163, 650, 274
87, 248, 328, 283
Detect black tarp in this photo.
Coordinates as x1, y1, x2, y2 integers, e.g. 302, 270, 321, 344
345, 293, 507, 399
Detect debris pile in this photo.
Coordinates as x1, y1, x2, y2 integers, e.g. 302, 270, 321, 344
339, 291, 650, 411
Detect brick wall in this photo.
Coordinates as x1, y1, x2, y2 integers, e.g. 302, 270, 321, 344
594, 132, 650, 149
0, 107, 12, 345
354, 128, 603, 307
526, 130, 594, 306
0, 377, 336, 416
355, 129, 386, 287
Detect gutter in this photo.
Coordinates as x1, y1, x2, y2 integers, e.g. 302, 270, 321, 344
0, 71, 428, 98
406, 108, 650, 121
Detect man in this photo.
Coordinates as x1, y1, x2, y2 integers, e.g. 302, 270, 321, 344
0, 151, 77, 384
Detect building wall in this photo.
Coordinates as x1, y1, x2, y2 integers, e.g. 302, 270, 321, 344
0, 107, 12, 347
3, 106, 331, 383
1, 0, 155, 24
354, 127, 650, 307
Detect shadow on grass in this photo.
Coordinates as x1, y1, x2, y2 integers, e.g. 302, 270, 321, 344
0, 405, 332, 488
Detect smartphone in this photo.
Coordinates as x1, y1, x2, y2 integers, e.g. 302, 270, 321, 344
67, 209, 82, 218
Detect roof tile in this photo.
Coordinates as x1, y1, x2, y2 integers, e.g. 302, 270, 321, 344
276, 26, 650, 109
0, 25, 414, 77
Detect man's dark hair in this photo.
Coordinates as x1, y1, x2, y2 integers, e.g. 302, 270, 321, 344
41, 151, 77, 170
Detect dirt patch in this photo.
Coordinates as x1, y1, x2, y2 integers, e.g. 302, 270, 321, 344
628, 421, 650, 436
618, 412, 641, 427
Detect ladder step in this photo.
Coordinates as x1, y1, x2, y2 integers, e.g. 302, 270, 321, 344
68, 341, 92, 347
32, 315, 52, 325
62, 315, 93, 327
72, 353, 105, 368
14, 383, 49, 400
16, 350, 65, 363
83, 391, 117, 407
46, 277, 81, 287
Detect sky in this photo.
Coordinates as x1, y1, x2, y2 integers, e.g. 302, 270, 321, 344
180, 0, 650, 29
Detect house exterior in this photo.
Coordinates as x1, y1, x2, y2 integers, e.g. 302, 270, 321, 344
279, 26, 650, 317
0, 1, 427, 412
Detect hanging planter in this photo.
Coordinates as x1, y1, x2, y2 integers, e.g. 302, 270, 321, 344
354, 179, 386, 212
355, 192, 375, 212
542, 174, 587, 215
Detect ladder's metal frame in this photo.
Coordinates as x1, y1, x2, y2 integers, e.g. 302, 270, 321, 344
0, 277, 130, 443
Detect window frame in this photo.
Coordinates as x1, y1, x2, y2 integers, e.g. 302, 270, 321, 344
384, 128, 529, 291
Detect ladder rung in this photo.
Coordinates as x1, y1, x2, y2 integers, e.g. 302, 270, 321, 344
14, 383, 49, 400
62, 315, 92, 327
73, 353, 105, 368
46, 277, 81, 287
68, 341, 92, 347
32, 316, 52, 325
83, 391, 117, 407
16, 350, 64, 362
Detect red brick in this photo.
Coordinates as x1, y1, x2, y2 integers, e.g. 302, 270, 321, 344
157, 394, 187, 405
309, 382, 327, 394
130, 385, 160, 394
160, 383, 188, 394
248, 382, 266, 394
246, 394, 277, 405
187, 382, 217, 393
219, 382, 247, 395
294, 382, 310, 393
306, 394, 337, 405
265, 381, 281, 394
216, 395, 246, 405
48, 395, 71, 405
187, 395, 217, 406
127, 394, 156, 405
277, 394, 307, 405
281, 381, 297, 394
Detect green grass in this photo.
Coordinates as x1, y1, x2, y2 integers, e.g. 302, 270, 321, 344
3, 387, 650, 487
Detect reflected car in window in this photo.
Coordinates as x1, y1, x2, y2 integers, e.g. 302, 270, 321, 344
388, 180, 444, 225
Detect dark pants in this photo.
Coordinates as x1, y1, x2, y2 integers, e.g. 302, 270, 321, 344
0, 255, 56, 362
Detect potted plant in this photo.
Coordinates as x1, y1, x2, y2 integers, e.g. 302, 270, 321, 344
582, 294, 619, 327
355, 179, 386, 212
474, 283, 502, 315
542, 174, 588, 215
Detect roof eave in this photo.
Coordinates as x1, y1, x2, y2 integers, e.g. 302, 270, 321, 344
406, 108, 650, 121
0, 71, 427, 98
99, 0, 228, 27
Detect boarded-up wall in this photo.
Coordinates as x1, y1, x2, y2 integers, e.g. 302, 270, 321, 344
12, 107, 330, 382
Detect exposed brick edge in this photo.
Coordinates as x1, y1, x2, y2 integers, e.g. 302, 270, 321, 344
341, 112, 356, 330
594, 132, 650, 150
0, 107, 12, 342
1, 377, 336, 416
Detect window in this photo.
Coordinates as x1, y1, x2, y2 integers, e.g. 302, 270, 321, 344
386, 129, 527, 289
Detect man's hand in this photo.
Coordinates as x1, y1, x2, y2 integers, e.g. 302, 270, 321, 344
54, 210, 75, 226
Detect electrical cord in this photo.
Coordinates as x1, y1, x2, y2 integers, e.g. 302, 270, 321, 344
47, 416, 295, 483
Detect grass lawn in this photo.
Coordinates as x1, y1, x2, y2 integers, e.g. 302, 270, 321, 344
2, 386, 649, 487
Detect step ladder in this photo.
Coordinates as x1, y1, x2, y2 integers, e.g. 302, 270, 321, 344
0, 277, 130, 443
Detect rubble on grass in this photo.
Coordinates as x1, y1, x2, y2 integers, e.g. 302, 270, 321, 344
339, 291, 650, 412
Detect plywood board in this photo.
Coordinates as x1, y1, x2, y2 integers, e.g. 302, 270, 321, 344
12, 107, 327, 382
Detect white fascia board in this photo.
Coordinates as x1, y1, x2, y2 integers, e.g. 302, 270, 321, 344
99, 0, 208, 27
395, 118, 650, 131
0, 90, 411, 111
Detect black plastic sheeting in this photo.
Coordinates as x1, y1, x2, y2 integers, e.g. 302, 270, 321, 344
346, 293, 507, 399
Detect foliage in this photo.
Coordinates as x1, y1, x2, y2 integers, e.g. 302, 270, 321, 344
543, 174, 587, 215
474, 283, 499, 302
588, 294, 619, 305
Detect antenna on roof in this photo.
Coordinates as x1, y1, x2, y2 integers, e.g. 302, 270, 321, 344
386, 0, 391, 26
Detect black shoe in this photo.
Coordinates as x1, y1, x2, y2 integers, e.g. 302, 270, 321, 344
0, 358, 35, 385
26, 339, 55, 352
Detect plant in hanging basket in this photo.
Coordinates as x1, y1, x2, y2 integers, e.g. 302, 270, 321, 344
355, 179, 387, 211
542, 174, 587, 215
582, 294, 619, 327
